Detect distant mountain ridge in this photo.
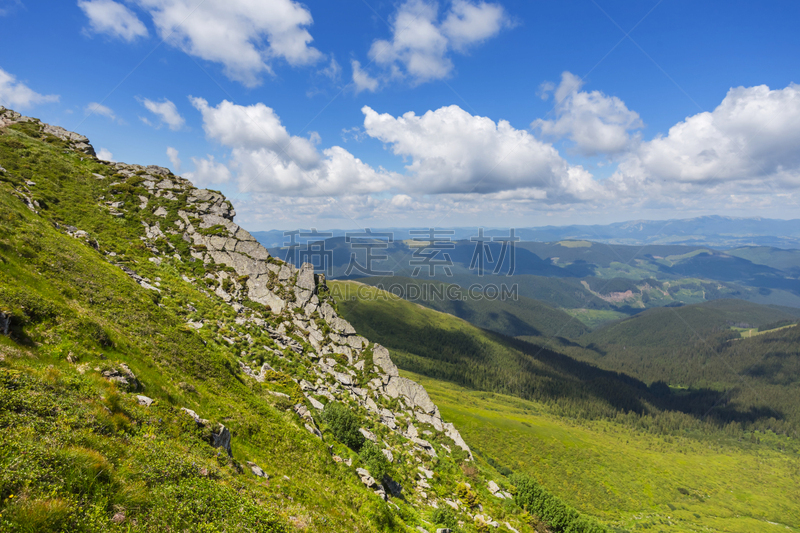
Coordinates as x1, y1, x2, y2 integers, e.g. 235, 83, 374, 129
252, 215, 800, 250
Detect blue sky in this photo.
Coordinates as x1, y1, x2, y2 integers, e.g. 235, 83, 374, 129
1, 0, 799, 230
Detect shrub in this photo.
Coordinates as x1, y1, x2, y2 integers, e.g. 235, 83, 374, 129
512, 474, 609, 533
321, 402, 365, 451
360, 500, 398, 530
431, 507, 458, 528
359, 441, 389, 481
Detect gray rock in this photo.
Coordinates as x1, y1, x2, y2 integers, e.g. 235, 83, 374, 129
247, 462, 267, 478
136, 395, 154, 407
319, 302, 336, 322
180, 407, 208, 425
307, 396, 325, 410
415, 411, 444, 432
0, 311, 10, 336
384, 376, 437, 414
382, 448, 394, 463
212, 424, 232, 457
372, 344, 399, 377
329, 317, 356, 335
296, 262, 316, 291
443, 422, 473, 457
305, 423, 322, 438
488, 480, 501, 494
359, 427, 377, 442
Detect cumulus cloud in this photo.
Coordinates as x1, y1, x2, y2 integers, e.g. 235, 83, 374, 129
362, 104, 600, 201
191, 97, 398, 196
78, 0, 149, 41
166, 146, 181, 171
85, 102, 116, 119
351, 60, 379, 94
139, 97, 185, 130
0, 67, 59, 110
611, 83, 800, 197
534, 71, 643, 156
367, 0, 510, 85
184, 155, 232, 187
96, 147, 115, 161
136, 0, 322, 86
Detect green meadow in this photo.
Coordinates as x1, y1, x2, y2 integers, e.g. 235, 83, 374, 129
406, 371, 800, 533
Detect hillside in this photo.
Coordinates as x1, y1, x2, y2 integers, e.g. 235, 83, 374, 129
580, 299, 800, 350
348, 276, 589, 338
0, 107, 558, 533
332, 281, 800, 532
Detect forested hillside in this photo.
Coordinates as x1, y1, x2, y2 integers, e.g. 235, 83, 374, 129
333, 281, 800, 532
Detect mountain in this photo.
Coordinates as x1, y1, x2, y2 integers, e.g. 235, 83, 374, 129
264, 235, 800, 318
254, 215, 800, 251
0, 107, 558, 533
332, 281, 800, 532
581, 299, 800, 351
568, 300, 800, 421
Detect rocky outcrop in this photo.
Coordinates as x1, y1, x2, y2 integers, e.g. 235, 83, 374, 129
0, 107, 95, 155
2, 107, 475, 501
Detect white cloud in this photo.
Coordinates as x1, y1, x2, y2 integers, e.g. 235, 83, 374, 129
534, 71, 643, 156
441, 0, 509, 51
184, 155, 232, 187
611, 83, 800, 198
96, 147, 115, 161
0, 67, 59, 110
136, 0, 322, 86
140, 97, 185, 130
191, 97, 398, 196
351, 60, 378, 93
320, 56, 341, 82
78, 0, 149, 42
390, 194, 414, 208
166, 146, 181, 171
85, 101, 116, 119
362, 104, 601, 201
367, 0, 509, 85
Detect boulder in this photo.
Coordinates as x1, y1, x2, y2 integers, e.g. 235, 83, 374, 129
247, 462, 267, 478
372, 344, 399, 377
305, 423, 322, 438
307, 396, 325, 410
136, 395, 154, 407
384, 376, 437, 414
359, 427, 377, 442
212, 424, 233, 457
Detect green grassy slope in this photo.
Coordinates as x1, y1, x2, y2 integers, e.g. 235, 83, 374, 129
332, 281, 800, 532
0, 111, 543, 533
331, 281, 657, 418
408, 371, 800, 533
350, 276, 589, 338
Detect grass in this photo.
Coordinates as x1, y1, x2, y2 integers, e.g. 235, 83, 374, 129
558, 309, 630, 331
732, 323, 797, 338
350, 276, 589, 338
0, 114, 547, 533
406, 370, 800, 533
